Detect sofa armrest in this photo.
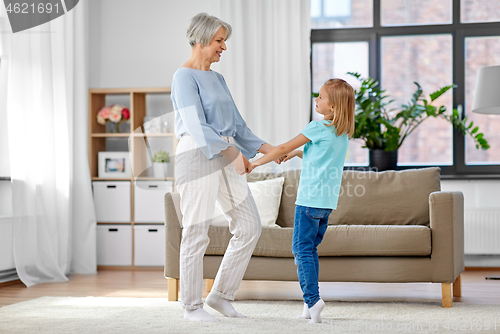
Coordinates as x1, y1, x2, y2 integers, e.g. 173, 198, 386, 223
429, 191, 464, 282
164, 192, 182, 279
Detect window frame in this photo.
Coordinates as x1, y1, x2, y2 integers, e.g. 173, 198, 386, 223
311, 0, 500, 177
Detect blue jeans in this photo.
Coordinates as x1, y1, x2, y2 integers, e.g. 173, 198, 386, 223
292, 205, 332, 308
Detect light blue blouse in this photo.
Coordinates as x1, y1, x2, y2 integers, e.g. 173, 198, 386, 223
171, 67, 265, 160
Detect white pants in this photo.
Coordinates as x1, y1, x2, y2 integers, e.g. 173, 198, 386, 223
175, 135, 262, 310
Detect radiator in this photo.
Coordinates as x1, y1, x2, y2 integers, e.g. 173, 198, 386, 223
0, 217, 15, 271
464, 209, 500, 255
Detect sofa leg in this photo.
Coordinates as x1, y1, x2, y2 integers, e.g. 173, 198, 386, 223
206, 279, 214, 294
168, 278, 179, 301
453, 274, 462, 297
441, 283, 452, 308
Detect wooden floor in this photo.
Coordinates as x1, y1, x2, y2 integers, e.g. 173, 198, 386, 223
1, 268, 499, 308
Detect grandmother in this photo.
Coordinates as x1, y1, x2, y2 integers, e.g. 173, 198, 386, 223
171, 13, 279, 322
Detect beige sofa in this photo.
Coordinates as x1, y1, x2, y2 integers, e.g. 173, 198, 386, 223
164, 167, 464, 307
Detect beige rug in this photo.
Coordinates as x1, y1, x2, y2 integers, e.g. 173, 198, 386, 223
0, 297, 499, 333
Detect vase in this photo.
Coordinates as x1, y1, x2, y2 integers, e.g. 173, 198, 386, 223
153, 162, 168, 178
106, 121, 118, 133
118, 120, 130, 133
369, 149, 398, 171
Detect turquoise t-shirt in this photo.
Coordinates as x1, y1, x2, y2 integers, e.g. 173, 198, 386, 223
295, 120, 349, 210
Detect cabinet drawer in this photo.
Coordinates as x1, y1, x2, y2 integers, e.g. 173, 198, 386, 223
93, 181, 131, 222
133, 225, 165, 266
134, 181, 173, 223
96, 225, 132, 266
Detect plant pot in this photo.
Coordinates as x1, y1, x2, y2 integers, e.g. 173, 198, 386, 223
153, 162, 168, 178
369, 149, 398, 171
106, 121, 118, 133
118, 120, 130, 133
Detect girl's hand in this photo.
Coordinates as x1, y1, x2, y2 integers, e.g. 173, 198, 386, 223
274, 156, 286, 164
283, 150, 302, 162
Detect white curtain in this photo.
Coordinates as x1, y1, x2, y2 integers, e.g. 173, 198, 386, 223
4, 0, 96, 287
217, 0, 311, 172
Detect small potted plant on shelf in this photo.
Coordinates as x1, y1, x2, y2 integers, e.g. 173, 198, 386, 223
345, 72, 490, 170
96, 105, 131, 133
152, 150, 170, 178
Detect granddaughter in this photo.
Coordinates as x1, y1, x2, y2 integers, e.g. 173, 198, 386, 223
252, 79, 355, 323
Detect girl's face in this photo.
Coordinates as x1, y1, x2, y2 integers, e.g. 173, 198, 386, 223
203, 26, 227, 63
315, 86, 333, 119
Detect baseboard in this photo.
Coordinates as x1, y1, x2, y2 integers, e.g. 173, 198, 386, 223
464, 255, 500, 267
0, 279, 21, 287
97, 265, 163, 271
0, 269, 18, 284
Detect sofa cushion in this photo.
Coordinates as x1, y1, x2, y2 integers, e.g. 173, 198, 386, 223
247, 170, 301, 228
205, 224, 431, 257
329, 167, 441, 226
212, 177, 285, 228
247, 167, 440, 227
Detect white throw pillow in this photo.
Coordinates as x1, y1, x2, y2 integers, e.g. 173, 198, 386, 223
211, 177, 285, 228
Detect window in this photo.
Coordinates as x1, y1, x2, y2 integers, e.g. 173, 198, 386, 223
311, 1, 500, 174
381, 0, 452, 26
311, 0, 373, 29
461, 0, 500, 23
464, 36, 500, 165
312, 42, 369, 166
381, 34, 453, 165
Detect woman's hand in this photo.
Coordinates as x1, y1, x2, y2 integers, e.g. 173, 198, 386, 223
232, 152, 253, 175
244, 156, 254, 174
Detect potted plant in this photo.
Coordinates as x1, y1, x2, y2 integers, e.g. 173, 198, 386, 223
346, 72, 490, 170
152, 150, 170, 178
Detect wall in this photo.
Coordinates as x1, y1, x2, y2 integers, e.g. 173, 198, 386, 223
89, 0, 222, 88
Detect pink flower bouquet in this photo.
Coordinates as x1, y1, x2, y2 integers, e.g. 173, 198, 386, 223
97, 105, 131, 126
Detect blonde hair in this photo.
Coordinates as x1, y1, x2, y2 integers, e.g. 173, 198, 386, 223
322, 79, 355, 137
186, 13, 232, 47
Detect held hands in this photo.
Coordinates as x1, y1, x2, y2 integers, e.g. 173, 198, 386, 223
282, 150, 302, 162
250, 151, 301, 170
233, 152, 254, 175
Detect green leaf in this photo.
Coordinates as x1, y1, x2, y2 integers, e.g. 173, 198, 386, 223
430, 85, 455, 102
348, 74, 488, 153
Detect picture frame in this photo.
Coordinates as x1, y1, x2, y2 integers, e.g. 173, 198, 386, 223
98, 151, 132, 178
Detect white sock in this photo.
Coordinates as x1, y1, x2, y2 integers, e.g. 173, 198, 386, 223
308, 299, 325, 324
184, 308, 218, 322
297, 303, 311, 319
206, 293, 246, 318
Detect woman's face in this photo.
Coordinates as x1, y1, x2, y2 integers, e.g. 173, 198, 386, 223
203, 26, 227, 63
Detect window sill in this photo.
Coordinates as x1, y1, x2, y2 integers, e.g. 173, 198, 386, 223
0, 177, 11, 181
344, 167, 500, 179
440, 174, 500, 180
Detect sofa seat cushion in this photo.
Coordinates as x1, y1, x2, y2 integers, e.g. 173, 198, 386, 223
205, 224, 431, 257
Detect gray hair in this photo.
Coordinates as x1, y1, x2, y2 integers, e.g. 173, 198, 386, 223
186, 13, 232, 47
